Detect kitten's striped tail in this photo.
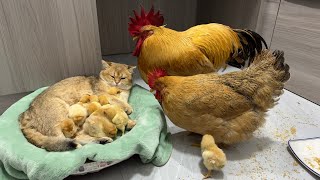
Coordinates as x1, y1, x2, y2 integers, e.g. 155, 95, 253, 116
20, 112, 78, 152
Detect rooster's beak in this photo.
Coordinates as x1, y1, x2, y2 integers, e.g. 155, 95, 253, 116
133, 36, 138, 41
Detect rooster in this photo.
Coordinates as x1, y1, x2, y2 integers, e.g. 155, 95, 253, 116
128, 6, 268, 83
147, 50, 290, 145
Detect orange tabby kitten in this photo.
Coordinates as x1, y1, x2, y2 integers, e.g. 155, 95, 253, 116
19, 61, 135, 151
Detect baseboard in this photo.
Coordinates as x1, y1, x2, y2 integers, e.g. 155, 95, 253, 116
0, 92, 30, 115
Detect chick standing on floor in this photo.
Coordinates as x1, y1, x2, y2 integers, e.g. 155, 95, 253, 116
201, 134, 226, 179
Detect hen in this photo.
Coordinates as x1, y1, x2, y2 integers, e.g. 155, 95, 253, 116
148, 50, 290, 144
128, 6, 268, 82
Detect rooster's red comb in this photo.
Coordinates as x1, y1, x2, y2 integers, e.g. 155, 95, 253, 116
147, 69, 167, 89
128, 6, 164, 37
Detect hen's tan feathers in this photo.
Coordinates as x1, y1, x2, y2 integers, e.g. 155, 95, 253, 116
154, 50, 290, 144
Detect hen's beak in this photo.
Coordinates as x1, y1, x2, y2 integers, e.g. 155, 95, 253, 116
133, 36, 138, 41
149, 89, 155, 93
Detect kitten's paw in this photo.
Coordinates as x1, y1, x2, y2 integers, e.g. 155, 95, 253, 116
125, 106, 133, 115
126, 120, 136, 130
76, 143, 83, 149
98, 137, 113, 144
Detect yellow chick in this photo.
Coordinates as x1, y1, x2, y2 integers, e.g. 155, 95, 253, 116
79, 94, 91, 103
78, 94, 102, 115
83, 108, 118, 138
60, 118, 78, 138
68, 104, 88, 126
112, 113, 129, 135
98, 94, 110, 105
101, 104, 129, 135
107, 87, 121, 95
83, 102, 101, 115
101, 104, 117, 119
79, 94, 99, 103
201, 134, 226, 179
89, 95, 99, 102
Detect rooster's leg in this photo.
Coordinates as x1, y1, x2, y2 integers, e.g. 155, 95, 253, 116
203, 170, 212, 179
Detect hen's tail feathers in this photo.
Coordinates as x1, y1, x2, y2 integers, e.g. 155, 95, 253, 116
272, 50, 291, 82
221, 50, 290, 111
251, 49, 290, 110
229, 29, 268, 68
20, 113, 77, 152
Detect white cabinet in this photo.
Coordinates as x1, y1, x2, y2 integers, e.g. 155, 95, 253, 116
270, 0, 320, 104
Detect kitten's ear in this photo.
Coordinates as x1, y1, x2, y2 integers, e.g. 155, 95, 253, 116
127, 65, 136, 73
101, 60, 113, 69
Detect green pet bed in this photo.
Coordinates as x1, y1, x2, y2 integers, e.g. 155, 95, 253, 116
0, 85, 172, 180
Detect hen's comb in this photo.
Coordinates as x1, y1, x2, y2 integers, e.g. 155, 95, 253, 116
147, 69, 167, 88
128, 6, 164, 37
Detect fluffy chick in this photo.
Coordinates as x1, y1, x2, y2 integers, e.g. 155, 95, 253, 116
68, 104, 88, 126
83, 102, 101, 115
89, 95, 99, 102
79, 94, 91, 103
101, 104, 129, 135
79, 94, 99, 103
107, 87, 121, 95
60, 118, 78, 138
98, 95, 110, 105
83, 108, 118, 138
201, 134, 226, 179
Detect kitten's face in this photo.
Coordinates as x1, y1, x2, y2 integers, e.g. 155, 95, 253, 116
99, 61, 136, 90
